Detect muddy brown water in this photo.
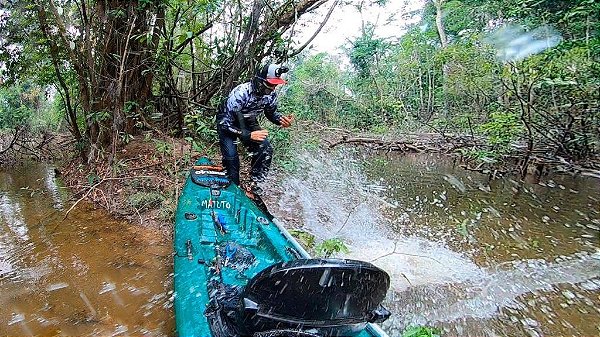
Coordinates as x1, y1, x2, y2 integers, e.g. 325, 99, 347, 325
0, 165, 173, 336
2, 152, 599, 337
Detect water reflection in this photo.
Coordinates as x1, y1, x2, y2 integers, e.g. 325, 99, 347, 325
1, 193, 30, 241
0, 164, 173, 336
277, 150, 600, 337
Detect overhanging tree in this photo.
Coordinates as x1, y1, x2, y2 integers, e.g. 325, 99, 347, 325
26, 0, 335, 163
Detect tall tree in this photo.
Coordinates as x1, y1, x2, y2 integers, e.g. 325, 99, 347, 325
33, 0, 165, 162
8, 0, 335, 162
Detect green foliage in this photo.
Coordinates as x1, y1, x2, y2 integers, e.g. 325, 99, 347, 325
265, 125, 296, 171
153, 139, 173, 157
2, 0, 598, 165
459, 147, 497, 163
111, 159, 129, 175
280, 53, 351, 125
299, 135, 321, 151
127, 191, 165, 211
184, 111, 217, 143
402, 326, 442, 337
480, 111, 522, 149
348, 25, 386, 77
119, 132, 135, 144
86, 173, 101, 186
158, 197, 177, 222
314, 238, 349, 258
0, 82, 58, 130
289, 229, 316, 249
279, 0, 598, 164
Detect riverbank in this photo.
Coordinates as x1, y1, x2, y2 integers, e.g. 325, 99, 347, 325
4, 122, 597, 235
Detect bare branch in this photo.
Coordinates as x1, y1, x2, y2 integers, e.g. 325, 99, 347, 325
288, 0, 340, 58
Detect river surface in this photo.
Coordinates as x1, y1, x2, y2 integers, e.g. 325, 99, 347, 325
1, 152, 599, 337
0, 165, 174, 336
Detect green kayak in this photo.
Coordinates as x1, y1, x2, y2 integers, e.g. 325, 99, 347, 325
173, 157, 391, 337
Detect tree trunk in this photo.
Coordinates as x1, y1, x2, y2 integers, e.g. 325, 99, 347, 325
90, 1, 162, 162
433, 0, 449, 119
36, 0, 163, 162
433, 0, 448, 48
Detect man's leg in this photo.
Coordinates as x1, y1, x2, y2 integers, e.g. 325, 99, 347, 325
247, 138, 273, 183
218, 130, 241, 185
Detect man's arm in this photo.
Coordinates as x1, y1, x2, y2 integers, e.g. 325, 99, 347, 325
263, 95, 284, 126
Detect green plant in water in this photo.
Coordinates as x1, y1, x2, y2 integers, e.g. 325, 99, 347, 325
315, 238, 349, 258
401, 325, 442, 337
289, 229, 316, 249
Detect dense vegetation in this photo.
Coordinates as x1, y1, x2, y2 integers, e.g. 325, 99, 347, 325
1, 0, 598, 172
1, 0, 334, 162
1, 3, 597, 334
282, 0, 599, 172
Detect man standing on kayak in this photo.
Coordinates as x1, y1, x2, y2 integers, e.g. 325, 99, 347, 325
216, 63, 294, 190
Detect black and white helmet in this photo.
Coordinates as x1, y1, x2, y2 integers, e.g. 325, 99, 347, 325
256, 64, 288, 86
252, 64, 289, 95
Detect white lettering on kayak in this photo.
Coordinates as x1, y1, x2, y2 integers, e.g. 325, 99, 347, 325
201, 199, 231, 209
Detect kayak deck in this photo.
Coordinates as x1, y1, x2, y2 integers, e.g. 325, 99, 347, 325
173, 161, 389, 337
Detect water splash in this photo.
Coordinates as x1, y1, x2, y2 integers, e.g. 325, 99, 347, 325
426, 252, 600, 323
484, 24, 562, 62
278, 149, 485, 289
275, 149, 600, 336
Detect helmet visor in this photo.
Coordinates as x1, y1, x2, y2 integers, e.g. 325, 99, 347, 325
265, 77, 287, 86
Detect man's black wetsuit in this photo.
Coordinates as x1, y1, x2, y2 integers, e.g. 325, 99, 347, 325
216, 81, 283, 185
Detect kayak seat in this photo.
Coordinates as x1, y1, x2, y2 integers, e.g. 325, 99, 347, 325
238, 258, 391, 337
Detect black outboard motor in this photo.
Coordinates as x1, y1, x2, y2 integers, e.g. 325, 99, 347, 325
236, 259, 391, 337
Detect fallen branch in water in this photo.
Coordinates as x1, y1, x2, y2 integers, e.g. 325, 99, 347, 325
64, 179, 105, 219
0, 127, 22, 156
329, 136, 428, 153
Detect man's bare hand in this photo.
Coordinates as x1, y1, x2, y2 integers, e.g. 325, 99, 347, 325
250, 129, 269, 142
280, 115, 294, 128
